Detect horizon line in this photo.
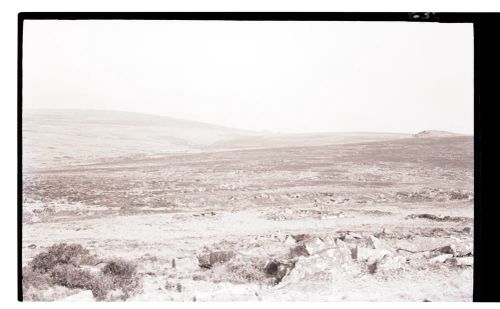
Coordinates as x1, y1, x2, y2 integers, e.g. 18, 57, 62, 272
23, 107, 473, 136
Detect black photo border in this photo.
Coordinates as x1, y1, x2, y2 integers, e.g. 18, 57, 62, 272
17, 12, 498, 302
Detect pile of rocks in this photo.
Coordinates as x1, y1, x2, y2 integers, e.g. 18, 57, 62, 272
400, 244, 473, 267
405, 213, 472, 223
395, 188, 473, 202
196, 232, 473, 287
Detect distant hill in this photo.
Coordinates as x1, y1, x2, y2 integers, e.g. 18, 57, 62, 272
205, 131, 412, 151
23, 109, 416, 170
413, 130, 466, 138
22, 109, 255, 170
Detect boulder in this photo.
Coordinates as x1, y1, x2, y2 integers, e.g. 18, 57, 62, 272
280, 248, 352, 285
283, 235, 296, 245
318, 246, 352, 264
429, 254, 453, 264
198, 251, 235, 268
349, 232, 363, 239
335, 238, 351, 249
291, 234, 311, 242
377, 255, 407, 271
289, 244, 309, 258
352, 246, 392, 265
303, 237, 327, 255
320, 235, 337, 248
374, 228, 392, 238
366, 235, 391, 251
289, 237, 327, 257
333, 239, 354, 259
344, 234, 356, 241
455, 243, 473, 257
423, 245, 457, 258
449, 256, 473, 267
435, 245, 456, 255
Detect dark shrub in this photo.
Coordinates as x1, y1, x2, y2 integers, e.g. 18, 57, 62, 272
22, 266, 51, 296
101, 258, 141, 300
23, 244, 141, 301
89, 273, 116, 301
103, 258, 137, 279
50, 264, 95, 289
29, 243, 92, 273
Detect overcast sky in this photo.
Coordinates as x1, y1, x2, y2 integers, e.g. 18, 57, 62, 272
23, 20, 473, 134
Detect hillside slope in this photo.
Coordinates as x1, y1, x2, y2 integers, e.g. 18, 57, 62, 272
22, 109, 254, 169
23, 109, 450, 170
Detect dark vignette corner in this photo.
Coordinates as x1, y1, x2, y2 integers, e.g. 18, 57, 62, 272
17, 12, 24, 303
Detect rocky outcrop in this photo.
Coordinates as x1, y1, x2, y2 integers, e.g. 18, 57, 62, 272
197, 251, 235, 269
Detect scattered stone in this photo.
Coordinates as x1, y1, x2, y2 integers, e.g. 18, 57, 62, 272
378, 255, 407, 271
435, 245, 456, 255
291, 234, 311, 242
198, 250, 235, 268
429, 254, 453, 264
455, 244, 473, 257
320, 235, 337, 248
374, 228, 391, 238
422, 245, 457, 258
284, 235, 296, 245
290, 237, 332, 258
319, 246, 352, 264
302, 237, 327, 255
335, 239, 352, 251
289, 244, 310, 258
449, 256, 473, 267
28, 244, 37, 249
352, 246, 392, 264
280, 247, 353, 285
339, 231, 362, 242
344, 234, 356, 241
366, 235, 391, 251
349, 232, 363, 239
405, 213, 471, 223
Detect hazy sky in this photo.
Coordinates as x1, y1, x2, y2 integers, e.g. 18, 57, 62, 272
23, 20, 473, 134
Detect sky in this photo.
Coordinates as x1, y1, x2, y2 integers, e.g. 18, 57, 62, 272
23, 20, 473, 134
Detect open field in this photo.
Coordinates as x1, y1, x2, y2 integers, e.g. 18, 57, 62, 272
22, 120, 473, 301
